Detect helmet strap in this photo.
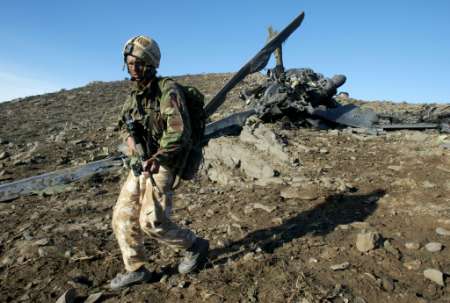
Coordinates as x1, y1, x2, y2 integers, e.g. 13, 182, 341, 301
129, 64, 156, 84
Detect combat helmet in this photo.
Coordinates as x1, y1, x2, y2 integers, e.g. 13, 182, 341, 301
123, 35, 161, 68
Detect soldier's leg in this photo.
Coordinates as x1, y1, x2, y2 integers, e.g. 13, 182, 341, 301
139, 166, 197, 249
112, 171, 147, 272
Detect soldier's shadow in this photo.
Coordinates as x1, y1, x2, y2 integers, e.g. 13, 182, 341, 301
208, 189, 385, 266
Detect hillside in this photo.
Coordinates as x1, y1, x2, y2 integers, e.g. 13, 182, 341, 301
0, 73, 449, 303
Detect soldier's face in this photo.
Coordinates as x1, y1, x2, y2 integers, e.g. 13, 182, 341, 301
126, 56, 145, 81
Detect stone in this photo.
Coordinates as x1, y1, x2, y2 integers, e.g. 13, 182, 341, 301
216, 239, 231, 248
330, 262, 350, 271
350, 222, 371, 229
383, 240, 401, 259
336, 224, 350, 230
204, 138, 276, 180
272, 217, 283, 225
159, 275, 168, 283
425, 242, 443, 252
177, 281, 188, 288
423, 268, 445, 286
15, 241, 39, 259
255, 177, 285, 186
243, 252, 255, 261
319, 148, 328, 154
406, 132, 429, 143
34, 238, 50, 246
239, 123, 290, 163
422, 181, 436, 188
403, 260, 421, 270
320, 247, 338, 260
37, 246, 59, 258
387, 165, 402, 171
13, 159, 30, 166
23, 230, 33, 241
1, 255, 14, 267
252, 203, 276, 213
0, 151, 9, 160
30, 212, 40, 220
392, 178, 417, 188
280, 185, 319, 200
18, 293, 30, 301
381, 277, 395, 292
436, 227, 450, 236
356, 231, 381, 252
437, 220, 450, 230
405, 242, 420, 250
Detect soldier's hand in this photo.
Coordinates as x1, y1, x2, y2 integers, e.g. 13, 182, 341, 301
143, 158, 160, 176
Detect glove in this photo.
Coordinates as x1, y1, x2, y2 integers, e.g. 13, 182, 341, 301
143, 158, 160, 176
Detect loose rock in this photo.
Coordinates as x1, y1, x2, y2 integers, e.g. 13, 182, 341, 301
356, 231, 381, 252
350, 222, 371, 229
423, 268, 445, 286
0, 151, 9, 160
381, 277, 395, 292
383, 240, 401, 259
403, 260, 421, 270
34, 238, 50, 246
280, 185, 318, 200
425, 242, 443, 252
436, 227, 450, 236
252, 203, 276, 213
330, 262, 350, 271
405, 242, 420, 250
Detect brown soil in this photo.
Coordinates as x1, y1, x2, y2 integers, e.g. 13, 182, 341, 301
0, 73, 449, 303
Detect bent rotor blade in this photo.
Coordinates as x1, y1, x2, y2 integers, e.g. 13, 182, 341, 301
204, 11, 305, 117
311, 104, 378, 128
203, 109, 256, 142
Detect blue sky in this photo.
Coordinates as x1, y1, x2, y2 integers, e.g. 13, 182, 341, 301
1, 0, 449, 103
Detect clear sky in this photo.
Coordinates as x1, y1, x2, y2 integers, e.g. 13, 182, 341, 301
1, 0, 449, 103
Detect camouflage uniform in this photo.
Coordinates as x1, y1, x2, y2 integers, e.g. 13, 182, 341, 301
113, 77, 197, 272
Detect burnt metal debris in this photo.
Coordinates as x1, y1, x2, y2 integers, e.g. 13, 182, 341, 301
204, 11, 305, 117
204, 14, 449, 138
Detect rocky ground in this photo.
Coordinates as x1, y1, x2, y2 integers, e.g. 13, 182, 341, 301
0, 73, 449, 303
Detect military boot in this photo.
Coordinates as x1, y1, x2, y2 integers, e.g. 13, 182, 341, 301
178, 238, 209, 274
110, 266, 153, 290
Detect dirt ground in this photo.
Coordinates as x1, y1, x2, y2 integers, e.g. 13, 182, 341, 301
0, 73, 449, 302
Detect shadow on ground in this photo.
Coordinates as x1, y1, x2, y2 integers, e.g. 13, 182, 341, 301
209, 189, 385, 265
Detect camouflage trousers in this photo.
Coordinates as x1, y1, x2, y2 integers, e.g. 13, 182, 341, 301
112, 167, 197, 272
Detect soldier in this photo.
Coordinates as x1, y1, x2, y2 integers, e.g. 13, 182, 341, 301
110, 35, 209, 289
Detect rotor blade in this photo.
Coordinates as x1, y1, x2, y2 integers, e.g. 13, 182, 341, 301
204, 11, 305, 117
0, 157, 123, 202
203, 109, 256, 141
376, 123, 440, 130
311, 104, 379, 128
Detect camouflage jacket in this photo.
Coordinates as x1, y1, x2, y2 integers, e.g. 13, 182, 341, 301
118, 77, 192, 170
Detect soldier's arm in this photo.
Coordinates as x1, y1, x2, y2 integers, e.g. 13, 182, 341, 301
153, 84, 189, 166
117, 95, 136, 149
